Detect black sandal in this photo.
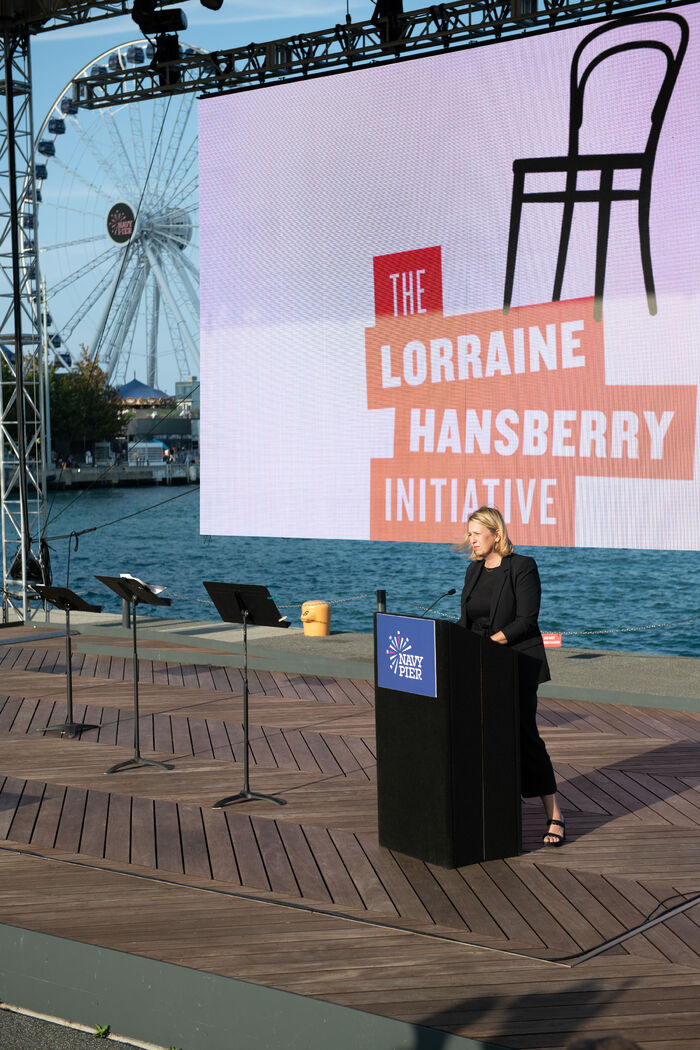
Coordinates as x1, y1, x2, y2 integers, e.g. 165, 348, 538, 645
543, 818, 565, 847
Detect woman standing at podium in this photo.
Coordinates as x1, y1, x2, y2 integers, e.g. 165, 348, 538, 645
458, 506, 565, 847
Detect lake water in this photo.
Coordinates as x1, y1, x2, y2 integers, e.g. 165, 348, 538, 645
41, 483, 700, 659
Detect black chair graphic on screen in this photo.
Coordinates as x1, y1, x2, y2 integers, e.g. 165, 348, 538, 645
502, 12, 689, 322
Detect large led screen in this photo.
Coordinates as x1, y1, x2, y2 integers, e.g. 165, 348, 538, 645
199, 6, 700, 549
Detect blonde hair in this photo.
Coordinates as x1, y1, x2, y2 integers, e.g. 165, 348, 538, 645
457, 506, 514, 561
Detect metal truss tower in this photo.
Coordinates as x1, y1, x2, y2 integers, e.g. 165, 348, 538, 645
0, 25, 47, 621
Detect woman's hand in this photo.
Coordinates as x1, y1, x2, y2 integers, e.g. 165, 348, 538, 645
490, 630, 508, 645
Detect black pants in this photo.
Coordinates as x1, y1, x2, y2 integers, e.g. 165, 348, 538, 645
517, 653, 557, 798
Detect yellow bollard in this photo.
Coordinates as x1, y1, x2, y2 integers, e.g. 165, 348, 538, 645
301, 600, 331, 637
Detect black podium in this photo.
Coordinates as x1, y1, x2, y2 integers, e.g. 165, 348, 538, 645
32, 584, 103, 738
374, 613, 520, 868
95, 575, 174, 775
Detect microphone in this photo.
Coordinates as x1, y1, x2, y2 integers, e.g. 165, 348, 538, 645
421, 587, 456, 618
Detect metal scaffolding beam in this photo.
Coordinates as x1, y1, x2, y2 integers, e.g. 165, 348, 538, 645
65, 0, 685, 110
1, 2, 133, 34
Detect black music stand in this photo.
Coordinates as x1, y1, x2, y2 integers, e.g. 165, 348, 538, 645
203, 581, 290, 809
95, 574, 174, 774
32, 584, 103, 738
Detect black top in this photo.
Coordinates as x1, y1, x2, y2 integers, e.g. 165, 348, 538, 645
465, 564, 506, 632
459, 553, 551, 684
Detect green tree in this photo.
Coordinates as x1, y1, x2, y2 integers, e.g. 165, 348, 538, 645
49, 346, 124, 449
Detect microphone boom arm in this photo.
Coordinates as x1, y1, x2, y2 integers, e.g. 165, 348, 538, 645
421, 587, 456, 618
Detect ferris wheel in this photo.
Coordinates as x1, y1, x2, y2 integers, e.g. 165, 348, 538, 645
26, 40, 200, 391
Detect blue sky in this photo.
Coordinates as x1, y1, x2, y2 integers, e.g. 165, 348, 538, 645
30, 1, 376, 118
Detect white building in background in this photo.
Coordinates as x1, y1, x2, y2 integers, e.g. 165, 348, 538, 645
175, 376, 200, 415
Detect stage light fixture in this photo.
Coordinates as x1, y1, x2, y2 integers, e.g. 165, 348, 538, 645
153, 32, 183, 86
372, 0, 404, 46
372, 0, 404, 21
510, 0, 537, 18
131, 0, 187, 36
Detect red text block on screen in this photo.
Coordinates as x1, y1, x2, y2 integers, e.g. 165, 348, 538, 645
373, 247, 444, 320
365, 249, 698, 546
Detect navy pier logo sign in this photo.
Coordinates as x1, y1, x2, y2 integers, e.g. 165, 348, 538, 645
376, 614, 437, 698
107, 202, 135, 243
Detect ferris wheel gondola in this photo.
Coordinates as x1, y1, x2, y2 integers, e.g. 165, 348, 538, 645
23, 40, 201, 390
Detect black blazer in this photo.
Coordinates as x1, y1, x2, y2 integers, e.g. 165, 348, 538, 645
459, 552, 550, 684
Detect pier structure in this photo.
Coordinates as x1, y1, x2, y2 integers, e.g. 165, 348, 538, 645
46, 462, 199, 489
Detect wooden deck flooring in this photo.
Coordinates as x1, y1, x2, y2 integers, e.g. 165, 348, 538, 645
1, 626, 700, 1048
